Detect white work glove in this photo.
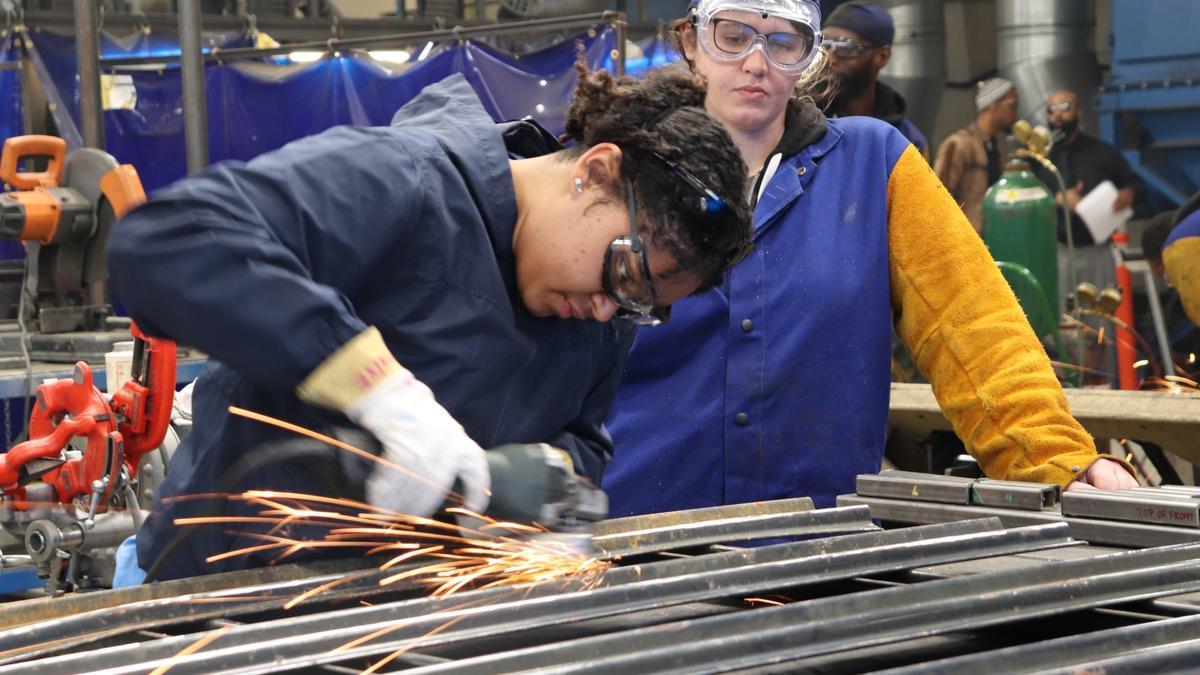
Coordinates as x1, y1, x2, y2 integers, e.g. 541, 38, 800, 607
297, 327, 490, 519
346, 369, 489, 518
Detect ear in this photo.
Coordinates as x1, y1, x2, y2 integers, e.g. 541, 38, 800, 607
874, 45, 891, 71
680, 25, 699, 62
573, 143, 625, 190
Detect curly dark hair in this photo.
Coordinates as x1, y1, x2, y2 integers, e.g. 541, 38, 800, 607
561, 63, 752, 293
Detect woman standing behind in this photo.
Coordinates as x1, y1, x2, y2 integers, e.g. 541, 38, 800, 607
603, 0, 1136, 516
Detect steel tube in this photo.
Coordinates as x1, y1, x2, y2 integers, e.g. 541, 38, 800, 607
1141, 266, 1177, 377
1061, 489, 1200, 528
855, 471, 973, 504
176, 0, 209, 174
99, 12, 620, 67
0, 519, 1007, 666
970, 480, 1059, 510
594, 505, 878, 557
433, 542, 1200, 674
878, 614, 1200, 674
72, 0, 104, 149
593, 497, 813, 537
5, 523, 1075, 674
838, 493, 1200, 548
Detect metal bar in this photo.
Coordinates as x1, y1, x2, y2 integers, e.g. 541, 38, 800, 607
970, 480, 1059, 511
72, 0, 104, 149
0, 520, 1000, 667
855, 471, 974, 505
614, 12, 626, 77
837, 494, 1200, 548
3, 523, 1076, 673
1061, 489, 1200, 529
593, 497, 813, 537
602, 518, 1006, 585
1157, 485, 1200, 496
1135, 263, 1177, 378
430, 541, 1200, 674
594, 505, 877, 558
876, 614, 1200, 674
1041, 640, 1200, 674
0, 566, 390, 665
98, 12, 620, 67
177, 0, 209, 174
0, 556, 369, 632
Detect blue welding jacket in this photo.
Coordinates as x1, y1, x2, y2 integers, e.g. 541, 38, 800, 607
604, 116, 910, 514
109, 75, 633, 580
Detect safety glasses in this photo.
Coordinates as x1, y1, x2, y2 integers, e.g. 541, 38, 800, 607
602, 154, 750, 326
1046, 101, 1075, 115
691, 1, 821, 76
820, 36, 880, 59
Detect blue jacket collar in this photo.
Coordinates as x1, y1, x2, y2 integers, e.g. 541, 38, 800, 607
754, 120, 844, 233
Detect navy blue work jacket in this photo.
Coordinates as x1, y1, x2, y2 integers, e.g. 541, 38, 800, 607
109, 75, 632, 580
604, 117, 911, 514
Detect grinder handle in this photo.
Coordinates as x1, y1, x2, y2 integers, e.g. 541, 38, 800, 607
0, 135, 66, 189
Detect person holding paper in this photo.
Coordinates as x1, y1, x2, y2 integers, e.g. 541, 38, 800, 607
1032, 90, 1144, 305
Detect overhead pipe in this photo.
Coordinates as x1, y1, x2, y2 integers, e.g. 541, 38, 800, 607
72, 0, 103, 149
176, 0, 209, 174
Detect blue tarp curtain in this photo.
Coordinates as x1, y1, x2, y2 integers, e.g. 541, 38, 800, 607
0, 31, 22, 141
1, 31, 25, 261
25, 26, 616, 192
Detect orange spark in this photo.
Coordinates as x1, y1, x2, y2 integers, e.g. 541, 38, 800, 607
149, 625, 232, 675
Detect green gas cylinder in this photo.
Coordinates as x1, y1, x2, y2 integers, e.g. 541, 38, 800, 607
983, 159, 1059, 339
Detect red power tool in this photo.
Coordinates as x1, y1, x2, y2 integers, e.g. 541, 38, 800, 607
0, 151, 177, 589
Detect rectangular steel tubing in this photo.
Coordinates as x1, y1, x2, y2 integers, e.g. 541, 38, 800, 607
837, 494, 1200, 547
0, 567, 396, 665
428, 541, 1200, 674
855, 471, 974, 504
592, 498, 814, 537
970, 480, 1059, 510
0, 502, 826, 663
1033, 638, 1200, 675
0, 519, 1000, 668
1061, 489, 1200, 528
0, 523, 1076, 674
602, 518, 1004, 585
0, 557, 373, 632
592, 505, 879, 557
875, 614, 1200, 674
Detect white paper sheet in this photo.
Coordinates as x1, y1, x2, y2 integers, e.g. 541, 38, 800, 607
1074, 180, 1132, 243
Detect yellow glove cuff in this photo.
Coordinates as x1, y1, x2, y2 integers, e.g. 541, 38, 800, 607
1164, 237, 1200, 326
296, 326, 401, 411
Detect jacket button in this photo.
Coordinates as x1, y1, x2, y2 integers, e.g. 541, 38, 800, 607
741, 319, 753, 332
797, 166, 807, 176
1071, 465, 1081, 473
735, 412, 749, 426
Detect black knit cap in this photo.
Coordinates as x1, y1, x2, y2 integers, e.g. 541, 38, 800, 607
824, 1, 894, 46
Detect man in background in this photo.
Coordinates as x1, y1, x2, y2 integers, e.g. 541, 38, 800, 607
1032, 89, 1143, 302
819, 1, 928, 155
933, 77, 1018, 236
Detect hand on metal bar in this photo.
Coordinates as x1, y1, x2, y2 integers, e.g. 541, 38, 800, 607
1066, 457, 1139, 492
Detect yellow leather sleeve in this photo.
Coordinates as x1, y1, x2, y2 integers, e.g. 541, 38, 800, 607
886, 145, 1130, 487
1164, 236, 1200, 327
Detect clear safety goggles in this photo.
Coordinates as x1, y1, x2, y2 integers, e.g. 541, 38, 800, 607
603, 154, 746, 326
820, 36, 881, 59
604, 177, 671, 326
691, 0, 821, 75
